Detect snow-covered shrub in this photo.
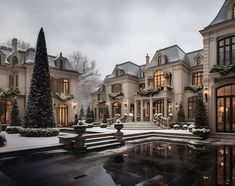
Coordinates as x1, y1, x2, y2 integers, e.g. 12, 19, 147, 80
19, 128, 59, 137
192, 128, 210, 139
153, 113, 163, 124
87, 123, 94, 128
188, 124, 196, 132
6, 126, 22, 134
100, 123, 107, 128
0, 132, 6, 146
173, 124, 180, 129
182, 124, 188, 130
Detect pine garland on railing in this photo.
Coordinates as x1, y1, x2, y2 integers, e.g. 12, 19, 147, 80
210, 65, 235, 76
184, 86, 203, 93
108, 92, 124, 100
52, 92, 74, 102
0, 88, 20, 98
137, 87, 162, 96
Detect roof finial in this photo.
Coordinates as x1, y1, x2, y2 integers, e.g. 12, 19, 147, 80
146, 53, 150, 64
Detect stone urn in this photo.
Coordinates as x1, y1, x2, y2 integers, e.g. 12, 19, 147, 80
73, 125, 87, 135
114, 123, 123, 132
73, 122, 88, 151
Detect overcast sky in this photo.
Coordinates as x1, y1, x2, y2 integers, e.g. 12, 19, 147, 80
0, 0, 223, 79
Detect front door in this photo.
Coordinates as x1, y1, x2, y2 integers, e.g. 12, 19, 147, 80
216, 84, 235, 132
56, 103, 68, 127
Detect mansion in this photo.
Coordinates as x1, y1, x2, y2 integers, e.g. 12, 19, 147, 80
0, 39, 79, 127
91, 0, 235, 134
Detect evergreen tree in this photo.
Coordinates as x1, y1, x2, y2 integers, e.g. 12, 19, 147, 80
195, 92, 208, 128
177, 102, 185, 122
74, 113, 78, 125
85, 105, 93, 123
9, 97, 22, 126
79, 105, 85, 120
91, 110, 94, 123
102, 106, 110, 123
24, 28, 55, 128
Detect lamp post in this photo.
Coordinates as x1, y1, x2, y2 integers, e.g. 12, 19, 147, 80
204, 88, 208, 102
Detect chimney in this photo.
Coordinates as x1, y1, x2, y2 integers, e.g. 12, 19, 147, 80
12, 38, 18, 52
146, 54, 150, 64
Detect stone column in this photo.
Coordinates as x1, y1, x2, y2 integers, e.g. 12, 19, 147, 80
164, 98, 167, 117
150, 99, 153, 121
140, 99, 144, 121
134, 100, 137, 121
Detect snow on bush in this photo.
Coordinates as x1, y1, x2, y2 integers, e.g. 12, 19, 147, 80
0, 132, 6, 146
192, 128, 210, 139
6, 126, 22, 134
19, 128, 59, 137
100, 123, 107, 128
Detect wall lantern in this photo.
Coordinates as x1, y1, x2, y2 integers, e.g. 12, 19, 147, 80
204, 87, 208, 102
175, 102, 178, 110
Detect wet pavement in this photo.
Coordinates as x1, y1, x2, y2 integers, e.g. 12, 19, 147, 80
0, 142, 235, 186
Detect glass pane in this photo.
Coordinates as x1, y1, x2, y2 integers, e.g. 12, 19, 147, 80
233, 85, 235, 95
232, 45, 235, 65
225, 38, 230, 45
225, 46, 231, 65
219, 47, 224, 65
225, 97, 231, 131
219, 40, 224, 47
225, 85, 232, 96
233, 37, 235, 44
217, 87, 225, 96
217, 98, 224, 131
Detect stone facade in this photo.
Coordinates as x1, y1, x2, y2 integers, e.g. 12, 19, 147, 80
0, 39, 79, 127
91, 0, 235, 134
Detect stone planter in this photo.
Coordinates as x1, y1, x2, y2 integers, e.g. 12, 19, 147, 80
73, 125, 87, 135
73, 124, 87, 151
114, 123, 123, 132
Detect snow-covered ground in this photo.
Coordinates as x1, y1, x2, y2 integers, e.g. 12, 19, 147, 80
0, 127, 191, 152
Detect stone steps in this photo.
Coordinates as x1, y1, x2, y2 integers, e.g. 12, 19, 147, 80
86, 139, 119, 147
85, 136, 116, 143
86, 142, 123, 150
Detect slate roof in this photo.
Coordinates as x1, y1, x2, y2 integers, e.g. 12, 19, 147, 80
105, 61, 140, 80
209, 0, 233, 26
147, 45, 186, 68
0, 45, 75, 71
185, 49, 203, 66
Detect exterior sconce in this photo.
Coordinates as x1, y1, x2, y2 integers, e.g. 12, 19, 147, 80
204, 88, 208, 102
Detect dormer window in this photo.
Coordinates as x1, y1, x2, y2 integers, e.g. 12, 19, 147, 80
196, 56, 202, 66
59, 59, 64, 70
12, 56, 18, 65
157, 56, 162, 65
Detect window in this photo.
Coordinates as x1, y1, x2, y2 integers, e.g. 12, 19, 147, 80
56, 103, 68, 127
59, 60, 64, 70
167, 99, 172, 116
139, 83, 145, 91
15, 75, 19, 88
188, 96, 198, 118
9, 75, 14, 89
0, 99, 12, 124
233, 4, 235, 19
12, 56, 18, 65
218, 36, 235, 65
157, 56, 162, 65
192, 72, 203, 86
111, 84, 122, 93
196, 56, 202, 66
57, 79, 69, 94
153, 99, 164, 115
154, 71, 164, 88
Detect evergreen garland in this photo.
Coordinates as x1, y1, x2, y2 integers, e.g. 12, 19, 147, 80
108, 92, 124, 100
210, 65, 235, 76
0, 88, 20, 98
9, 97, 22, 126
195, 92, 208, 128
137, 87, 162, 96
24, 28, 55, 128
184, 86, 203, 93
52, 92, 74, 102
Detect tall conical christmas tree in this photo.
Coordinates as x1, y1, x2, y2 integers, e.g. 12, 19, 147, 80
9, 97, 22, 126
24, 28, 55, 128
85, 105, 93, 123
177, 102, 185, 122
195, 92, 208, 128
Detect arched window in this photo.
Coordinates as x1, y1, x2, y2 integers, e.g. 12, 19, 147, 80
196, 56, 202, 66
192, 72, 203, 86
218, 36, 235, 65
157, 56, 162, 66
188, 96, 198, 118
12, 56, 18, 65
111, 84, 122, 93
154, 71, 164, 88
216, 84, 235, 132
